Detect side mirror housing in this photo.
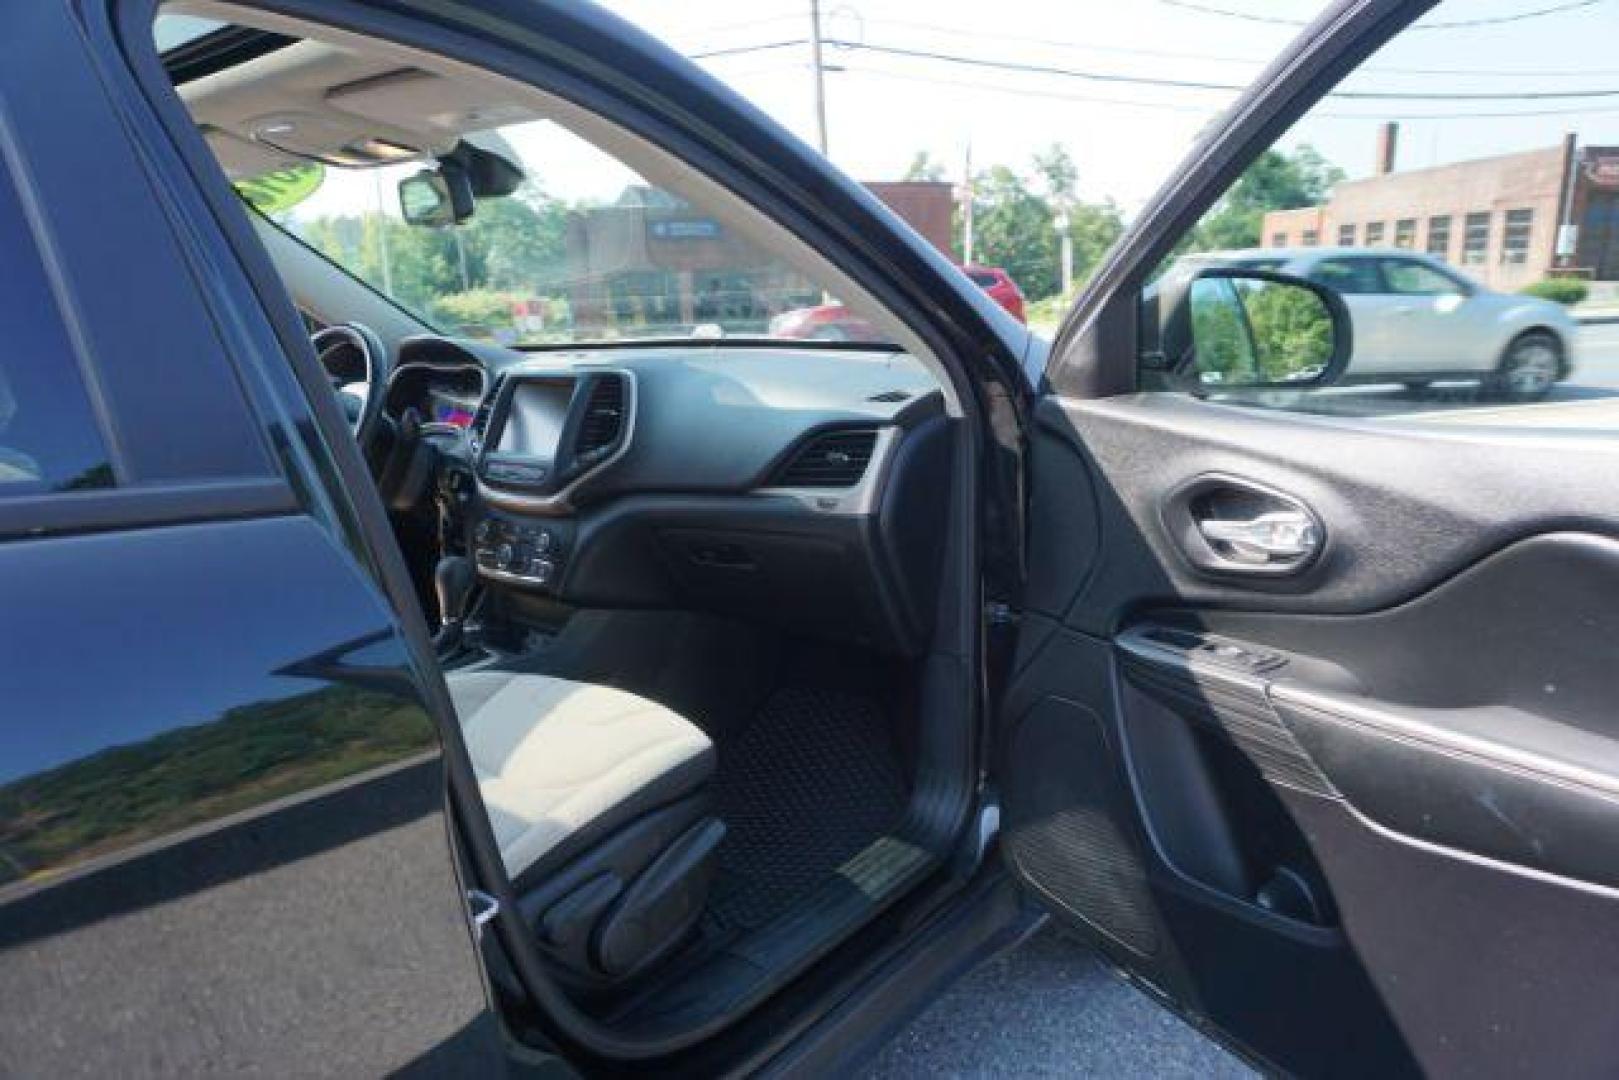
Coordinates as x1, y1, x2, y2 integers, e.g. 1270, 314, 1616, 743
1148, 266, 1352, 392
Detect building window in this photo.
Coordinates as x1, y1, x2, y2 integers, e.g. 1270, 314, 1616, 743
1394, 218, 1417, 249
1426, 215, 1452, 258
1338, 223, 1356, 246
1301, 229, 1319, 247
1365, 221, 1386, 246
1270, 232, 1287, 247
1502, 208, 1534, 264
1463, 211, 1491, 264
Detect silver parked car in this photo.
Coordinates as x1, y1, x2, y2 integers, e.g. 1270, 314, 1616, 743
1187, 248, 1580, 399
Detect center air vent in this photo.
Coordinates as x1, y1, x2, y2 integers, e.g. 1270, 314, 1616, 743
470, 373, 504, 449
774, 429, 878, 488
576, 375, 627, 455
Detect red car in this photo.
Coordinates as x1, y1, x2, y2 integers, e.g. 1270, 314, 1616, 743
770, 264, 1026, 341
960, 264, 1026, 322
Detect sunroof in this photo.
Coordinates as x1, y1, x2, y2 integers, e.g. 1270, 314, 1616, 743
154, 14, 225, 53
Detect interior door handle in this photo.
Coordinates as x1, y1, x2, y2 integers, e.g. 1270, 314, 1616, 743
1197, 510, 1320, 564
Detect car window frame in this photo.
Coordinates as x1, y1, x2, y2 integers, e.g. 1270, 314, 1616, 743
0, 6, 296, 542
1377, 255, 1468, 298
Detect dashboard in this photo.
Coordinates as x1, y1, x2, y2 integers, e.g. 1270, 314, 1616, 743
379, 335, 953, 655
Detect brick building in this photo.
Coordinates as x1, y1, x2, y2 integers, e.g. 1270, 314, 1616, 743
565, 181, 955, 335
1262, 125, 1619, 290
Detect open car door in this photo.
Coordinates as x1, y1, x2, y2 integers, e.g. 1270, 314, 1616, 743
998, 1, 1619, 1075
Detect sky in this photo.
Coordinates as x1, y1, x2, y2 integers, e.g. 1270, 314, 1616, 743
593, 0, 1619, 212
166, 0, 1619, 225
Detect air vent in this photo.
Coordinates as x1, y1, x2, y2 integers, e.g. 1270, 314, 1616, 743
868, 389, 912, 403
470, 374, 503, 448
576, 376, 627, 455
775, 429, 878, 488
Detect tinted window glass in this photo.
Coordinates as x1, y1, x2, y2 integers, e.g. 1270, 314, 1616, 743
1309, 259, 1383, 295
1380, 259, 1462, 296
0, 167, 112, 495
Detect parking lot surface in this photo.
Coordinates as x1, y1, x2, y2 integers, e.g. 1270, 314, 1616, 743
862, 925, 1254, 1079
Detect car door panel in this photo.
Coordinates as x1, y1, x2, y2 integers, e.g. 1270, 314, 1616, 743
1003, 394, 1619, 1075
0, 517, 501, 1076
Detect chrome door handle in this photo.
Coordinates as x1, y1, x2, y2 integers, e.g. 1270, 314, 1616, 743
1197, 510, 1320, 563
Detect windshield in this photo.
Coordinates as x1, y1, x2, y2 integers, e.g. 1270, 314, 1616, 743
256, 119, 890, 346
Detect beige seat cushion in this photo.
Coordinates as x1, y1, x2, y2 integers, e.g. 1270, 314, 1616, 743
447, 671, 713, 883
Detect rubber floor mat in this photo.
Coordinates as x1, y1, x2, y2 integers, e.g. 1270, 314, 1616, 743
707, 686, 908, 932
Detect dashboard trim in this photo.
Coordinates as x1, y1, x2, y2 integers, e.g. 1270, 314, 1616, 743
752, 425, 902, 517
475, 367, 639, 516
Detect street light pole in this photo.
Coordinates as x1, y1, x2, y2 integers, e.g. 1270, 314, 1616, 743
809, 0, 829, 156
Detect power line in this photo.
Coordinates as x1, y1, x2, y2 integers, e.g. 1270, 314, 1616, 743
822, 38, 1619, 100
835, 62, 1619, 120
687, 38, 806, 60
1160, 0, 1608, 30
847, 14, 1619, 78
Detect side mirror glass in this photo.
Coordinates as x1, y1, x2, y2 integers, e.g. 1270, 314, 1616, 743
1153, 267, 1352, 391
399, 170, 456, 228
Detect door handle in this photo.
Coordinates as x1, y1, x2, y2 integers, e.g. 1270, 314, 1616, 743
1197, 510, 1320, 564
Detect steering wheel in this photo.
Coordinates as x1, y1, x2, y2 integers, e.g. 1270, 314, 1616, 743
311, 323, 392, 456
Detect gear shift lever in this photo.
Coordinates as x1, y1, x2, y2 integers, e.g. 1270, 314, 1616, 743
433, 555, 476, 652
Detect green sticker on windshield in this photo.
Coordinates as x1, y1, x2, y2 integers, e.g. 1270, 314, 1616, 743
235, 163, 324, 214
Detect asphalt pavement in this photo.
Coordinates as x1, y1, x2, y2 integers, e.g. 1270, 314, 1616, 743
861, 925, 1254, 1079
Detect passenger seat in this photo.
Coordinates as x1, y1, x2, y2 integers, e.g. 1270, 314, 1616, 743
448, 671, 724, 986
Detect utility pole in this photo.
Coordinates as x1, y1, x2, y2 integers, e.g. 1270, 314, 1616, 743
809, 0, 829, 156
960, 142, 974, 265
372, 169, 395, 296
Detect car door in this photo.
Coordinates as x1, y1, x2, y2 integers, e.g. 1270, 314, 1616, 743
1374, 256, 1477, 374
999, 0, 1619, 1076
0, 6, 505, 1074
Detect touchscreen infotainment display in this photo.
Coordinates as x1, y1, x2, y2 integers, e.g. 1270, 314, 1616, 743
496, 379, 574, 460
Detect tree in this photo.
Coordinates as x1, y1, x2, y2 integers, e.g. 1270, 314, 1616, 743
902, 150, 947, 182
1193, 144, 1344, 251
1032, 144, 1078, 204
968, 145, 1125, 301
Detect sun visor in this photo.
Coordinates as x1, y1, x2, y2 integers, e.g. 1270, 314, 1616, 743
324, 68, 534, 140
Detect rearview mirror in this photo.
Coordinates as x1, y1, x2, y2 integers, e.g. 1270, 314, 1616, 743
399, 170, 455, 227
399, 163, 474, 228
1152, 267, 1352, 391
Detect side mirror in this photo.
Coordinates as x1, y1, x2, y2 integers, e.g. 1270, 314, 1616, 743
1153, 267, 1352, 391
399, 163, 474, 228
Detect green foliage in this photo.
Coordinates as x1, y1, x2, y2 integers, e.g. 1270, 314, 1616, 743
1520, 278, 1590, 305
1244, 281, 1334, 380
1192, 145, 1344, 251
293, 181, 571, 328
968, 144, 1124, 301
427, 289, 530, 335
1192, 279, 1334, 385
0, 687, 437, 887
